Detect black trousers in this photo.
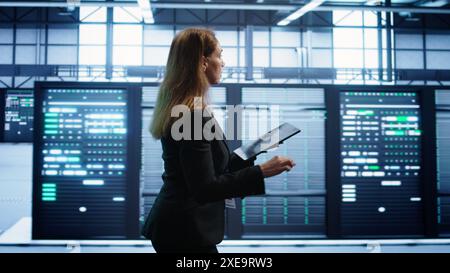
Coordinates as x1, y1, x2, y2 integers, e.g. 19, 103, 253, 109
152, 241, 218, 253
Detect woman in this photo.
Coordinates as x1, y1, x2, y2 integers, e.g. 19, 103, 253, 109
141, 28, 295, 253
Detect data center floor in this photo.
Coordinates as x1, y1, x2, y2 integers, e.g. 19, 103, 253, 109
1, 218, 450, 253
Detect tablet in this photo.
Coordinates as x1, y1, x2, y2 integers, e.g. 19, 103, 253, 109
233, 122, 301, 160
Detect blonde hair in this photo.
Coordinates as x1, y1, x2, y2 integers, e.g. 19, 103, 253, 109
150, 28, 219, 139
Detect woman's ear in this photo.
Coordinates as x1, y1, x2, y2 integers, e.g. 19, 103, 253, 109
201, 56, 208, 72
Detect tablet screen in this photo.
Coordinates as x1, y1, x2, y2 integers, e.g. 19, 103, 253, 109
234, 122, 301, 160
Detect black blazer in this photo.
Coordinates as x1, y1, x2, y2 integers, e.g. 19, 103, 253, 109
141, 115, 265, 249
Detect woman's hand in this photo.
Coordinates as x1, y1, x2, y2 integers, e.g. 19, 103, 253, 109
258, 156, 296, 178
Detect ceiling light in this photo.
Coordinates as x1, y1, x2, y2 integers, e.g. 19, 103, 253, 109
137, 0, 154, 24
277, 0, 325, 26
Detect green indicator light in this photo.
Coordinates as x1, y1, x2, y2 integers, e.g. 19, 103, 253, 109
45, 124, 58, 129
45, 118, 58, 123
397, 116, 408, 122
45, 130, 58, 134
42, 183, 56, 188
42, 197, 56, 201
304, 198, 309, 224
393, 130, 405, 136
42, 188, 56, 192
45, 113, 58, 117
368, 166, 380, 170
68, 157, 80, 162
262, 203, 267, 224
42, 192, 56, 197
358, 110, 374, 115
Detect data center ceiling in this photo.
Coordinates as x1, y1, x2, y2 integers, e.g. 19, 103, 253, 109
0, 0, 449, 10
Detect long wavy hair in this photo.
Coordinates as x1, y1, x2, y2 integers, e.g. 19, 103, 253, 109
150, 28, 218, 139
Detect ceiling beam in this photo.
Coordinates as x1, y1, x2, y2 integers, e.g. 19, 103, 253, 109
0, 2, 450, 14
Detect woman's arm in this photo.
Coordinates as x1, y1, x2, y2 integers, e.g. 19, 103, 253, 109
179, 138, 265, 205
228, 153, 256, 172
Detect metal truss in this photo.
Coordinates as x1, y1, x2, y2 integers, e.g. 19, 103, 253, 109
1, 65, 450, 88
1, 1, 450, 14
